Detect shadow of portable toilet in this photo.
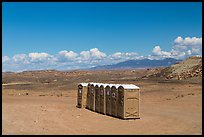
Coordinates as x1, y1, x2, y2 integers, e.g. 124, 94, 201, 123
77, 83, 89, 108
99, 83, 109, 115
105, 84, 112, 116
117, 84, 140, 119
110, 84, 121, 117
95, 83, 101, 113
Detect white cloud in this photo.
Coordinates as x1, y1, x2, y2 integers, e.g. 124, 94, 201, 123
174, 36, 183, 43
110, 52, 139, 60
79, 48, 106, 60
28, 52, 52, 62
186, 50, 192, 55
111, 52, 122, 58
12, 54, 29, 64
2, 56, 10, 63
152, 46, 171, 57
97, 51, 140, 65
152, 46, 161, 55
174, 36, 202, 46
173, 36, 202, 55
2, 37, 202, 72
80, 51, 91, 60
151, 36, 202, 60
90, 48, 106, 59
191, 46, 200, 54
183, 37, 202, 45
58, 50, 78, 60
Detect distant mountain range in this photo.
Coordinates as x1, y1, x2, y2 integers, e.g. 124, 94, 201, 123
90, 58, 182, 70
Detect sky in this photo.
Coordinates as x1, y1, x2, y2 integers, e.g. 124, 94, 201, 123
2, 2, 202, 72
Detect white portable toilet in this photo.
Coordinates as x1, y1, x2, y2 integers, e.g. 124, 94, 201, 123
117, 84, 140, 119
77, 83, 89, 108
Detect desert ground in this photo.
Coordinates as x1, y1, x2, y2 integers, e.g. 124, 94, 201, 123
2, 68, 202, 135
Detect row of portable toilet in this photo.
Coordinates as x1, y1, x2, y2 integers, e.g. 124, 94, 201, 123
77, 82, 140, 119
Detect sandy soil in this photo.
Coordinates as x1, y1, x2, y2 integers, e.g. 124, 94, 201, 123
2, 80, 202, 135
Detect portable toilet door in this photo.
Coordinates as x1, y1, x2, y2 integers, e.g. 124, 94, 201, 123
99, 84, 108, 114
117, 84, 140, 119
77, 83, 88, 108
86, 83, 91, 110
105, 85, 111, 116
117, 85, 125, 118
95, 84, 100, 113
110, 84, 120, 117
89, 83, 96, 111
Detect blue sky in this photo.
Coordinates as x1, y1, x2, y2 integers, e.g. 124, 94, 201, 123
2, 2, 202, 72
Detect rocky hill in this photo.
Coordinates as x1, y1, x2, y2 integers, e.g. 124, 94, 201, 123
154, 56, 202, 80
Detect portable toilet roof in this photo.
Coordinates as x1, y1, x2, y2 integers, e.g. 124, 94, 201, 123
97, 83, 103, 87
115, 84, 122, 88
110, 84, 122, 88
94, 83, 101, 86
107, 84, 114, 87
100, 83, 109, 87
89, 82, 98, 86
79, 83, 89, 87
120, 84, 140, 89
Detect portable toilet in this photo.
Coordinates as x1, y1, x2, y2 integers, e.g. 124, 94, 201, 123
86, 83, 91, 109
77, 83, 89, 108
99, 83, 109, 114
117, 84, 140, 119
110, 84, 121, 117
95, 83, 101, 113
105, 84, 112, 116
89, 83, 98, 111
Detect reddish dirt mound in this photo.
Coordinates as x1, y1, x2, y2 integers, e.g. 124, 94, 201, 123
151, 56, 202, 80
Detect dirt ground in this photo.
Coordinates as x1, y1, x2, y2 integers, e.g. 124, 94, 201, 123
2, 78, 202, 135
